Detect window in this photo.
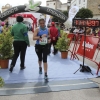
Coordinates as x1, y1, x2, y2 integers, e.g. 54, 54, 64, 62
79, 0, 81, 4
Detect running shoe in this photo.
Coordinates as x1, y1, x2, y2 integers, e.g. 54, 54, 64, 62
44, 75, 48, 82
39, 67, 42, 74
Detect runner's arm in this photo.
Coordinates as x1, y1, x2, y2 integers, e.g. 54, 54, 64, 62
33, 28, 40, 40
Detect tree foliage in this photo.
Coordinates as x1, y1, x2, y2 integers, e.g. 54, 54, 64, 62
55, 32, 70, 52
75, 8, 93, 19
62, 11, 68, 17
0, 26, 14, 59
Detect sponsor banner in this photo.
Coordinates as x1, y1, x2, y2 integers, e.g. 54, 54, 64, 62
0, 0, 67, 22
64, 6, 79, 28
68, 6, 79, 21
77, 35, 99, 59
46, 15, 50, 27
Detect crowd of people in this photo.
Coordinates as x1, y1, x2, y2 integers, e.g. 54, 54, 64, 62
67, 26, 100, 37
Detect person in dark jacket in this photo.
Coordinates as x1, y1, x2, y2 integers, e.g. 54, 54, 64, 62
48, 22, 58, 55
9, 16, 30, 73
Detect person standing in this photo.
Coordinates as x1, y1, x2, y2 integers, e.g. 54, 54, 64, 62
33, 18, 51, 82
55, 22, 60, 37
49, 22, 58, 55
9, 16, 30, 72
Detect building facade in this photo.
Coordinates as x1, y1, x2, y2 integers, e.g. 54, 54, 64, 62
46, 0, 71, 11
71, 0, 100, 19
87, 0, 100, 19
2, 4, 12, 12
71, 0, 87, 8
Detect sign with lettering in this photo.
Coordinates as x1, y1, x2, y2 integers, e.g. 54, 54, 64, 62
72, 19, 100, 27
0, 0, 67, 22
77, 35, 99, 59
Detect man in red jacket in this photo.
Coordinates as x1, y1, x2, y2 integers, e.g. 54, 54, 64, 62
48, 22, 58, 55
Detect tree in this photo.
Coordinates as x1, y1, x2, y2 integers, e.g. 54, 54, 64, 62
52, 10, 68, 22
75, 8, 93, 19
62, 11, 68, 17
52, 16, 59, 22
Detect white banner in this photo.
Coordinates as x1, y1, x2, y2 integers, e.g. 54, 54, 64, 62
46, 15, 50, 27
64, 6, 79, 29
68, 6, 79, 21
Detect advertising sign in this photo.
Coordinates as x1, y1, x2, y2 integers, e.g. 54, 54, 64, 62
77, 35, 99, 59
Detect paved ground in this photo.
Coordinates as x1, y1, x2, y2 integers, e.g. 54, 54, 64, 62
0, 32, 100, 100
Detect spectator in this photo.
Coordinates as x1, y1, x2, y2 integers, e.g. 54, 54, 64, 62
55, 22, 61, 37
0, 22, 3, 33
48, 22, 58, 55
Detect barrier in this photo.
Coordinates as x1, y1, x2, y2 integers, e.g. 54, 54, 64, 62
67, 33, 79, 59
10, 14, 37, 32
70, 34, 100, 75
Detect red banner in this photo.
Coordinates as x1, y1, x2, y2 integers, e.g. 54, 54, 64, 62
77, 35, 99, 59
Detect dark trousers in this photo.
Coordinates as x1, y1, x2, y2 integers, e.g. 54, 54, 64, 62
11, 41, 27, 67
35, 44, 48, 63
48, 40, 58, 54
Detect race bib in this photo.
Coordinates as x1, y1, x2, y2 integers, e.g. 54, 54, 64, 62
39, 37, 47, 45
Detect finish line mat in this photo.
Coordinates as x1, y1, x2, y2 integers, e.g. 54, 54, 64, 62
0, 46, 100, 84
0, 79, 99, 96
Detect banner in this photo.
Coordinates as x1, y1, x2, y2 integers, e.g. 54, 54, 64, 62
64, 6, 79, 28
68, 6, 79, 21
0, 0, 67, 22
77, 35, 99, 59
45, 15, 50, 27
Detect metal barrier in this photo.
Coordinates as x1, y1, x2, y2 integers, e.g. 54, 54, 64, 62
69, 34, 100, 75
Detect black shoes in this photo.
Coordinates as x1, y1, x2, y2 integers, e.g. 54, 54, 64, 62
20, 64, 26, 70
20, 67, 26, 70
9, 65, 26, 72
9, 65, 14, 73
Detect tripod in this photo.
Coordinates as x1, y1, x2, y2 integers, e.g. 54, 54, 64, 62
74, 27, 93, 75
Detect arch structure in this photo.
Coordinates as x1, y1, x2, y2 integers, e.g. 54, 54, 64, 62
0, 4, 67, 22
10, 13, 37, 32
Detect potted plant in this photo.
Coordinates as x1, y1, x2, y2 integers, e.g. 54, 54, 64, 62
55, 32, 70, 59
0, 66, 4, 87
0, 26, 14, 69
0, 76, 4, 87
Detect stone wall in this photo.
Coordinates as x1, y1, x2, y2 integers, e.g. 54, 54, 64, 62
87, 0, 100, 15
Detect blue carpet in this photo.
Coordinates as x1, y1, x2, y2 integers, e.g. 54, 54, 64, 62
0, 46, 100, 84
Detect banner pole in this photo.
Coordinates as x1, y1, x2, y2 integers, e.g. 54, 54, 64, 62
74, 27, 93, 75
82, 27, 86, 68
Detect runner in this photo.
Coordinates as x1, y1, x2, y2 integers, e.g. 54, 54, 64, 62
9, 16, 30, 72
33, 18, 50, 82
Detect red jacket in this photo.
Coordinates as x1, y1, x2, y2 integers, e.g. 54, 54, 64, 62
49, 26, 58, 40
